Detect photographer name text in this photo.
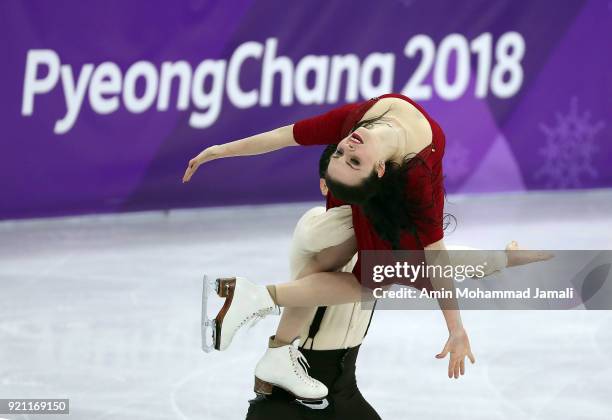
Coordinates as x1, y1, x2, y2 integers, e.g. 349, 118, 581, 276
373, 287, 575, 300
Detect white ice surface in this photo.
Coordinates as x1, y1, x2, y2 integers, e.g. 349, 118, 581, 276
0, 189, 611, 420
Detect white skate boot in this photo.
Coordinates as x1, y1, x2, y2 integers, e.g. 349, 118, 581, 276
254, 338, 328, 402
201, 276, 279, 352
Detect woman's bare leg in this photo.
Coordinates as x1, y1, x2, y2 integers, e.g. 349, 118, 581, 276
275, 272, 363, 307
272, 236, 362, 344
271, 272, 365, 344
274, 307, 317, 344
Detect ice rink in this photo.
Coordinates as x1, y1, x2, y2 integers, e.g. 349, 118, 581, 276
1, 190, 611, 420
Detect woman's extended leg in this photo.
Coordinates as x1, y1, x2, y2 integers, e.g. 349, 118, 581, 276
271, 229, 362, 343
271, 272, 363, 307
253, 272, 366, 400
272, 270, 373, 346
271, 272, 364, 344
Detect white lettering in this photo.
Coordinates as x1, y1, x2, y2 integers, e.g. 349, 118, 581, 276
190, 60, 226, 128
157, 61, 192, 111
89, 62, 122, 114
260, 38, 293, 106
294, 55, 329, 105
227, 41, 263, 108
360, 52, 394, 99
327, 54, 360, 103
55, 64, 94, 134
123, 61, 159, 113
22, 49, 61, 115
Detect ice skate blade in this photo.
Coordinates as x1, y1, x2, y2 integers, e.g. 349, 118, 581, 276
201, 275, 238, 352
295, 398, 329, 410
201, 275, 218, 353
202, 318, 216, 353
253, 376, 328, 406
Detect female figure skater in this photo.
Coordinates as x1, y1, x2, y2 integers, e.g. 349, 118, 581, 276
183, 93, 473, 402
244, 145, 548, 419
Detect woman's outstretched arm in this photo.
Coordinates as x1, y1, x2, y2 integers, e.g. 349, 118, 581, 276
183, 98, 368, 182
425, 238, 477, 378
182, 124, 297, 182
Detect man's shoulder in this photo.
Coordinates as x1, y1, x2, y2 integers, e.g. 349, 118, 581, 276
294, 206, 326, 235
292, 205, 353, 254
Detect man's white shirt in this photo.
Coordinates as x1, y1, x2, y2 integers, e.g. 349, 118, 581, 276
292, 206, 508, 350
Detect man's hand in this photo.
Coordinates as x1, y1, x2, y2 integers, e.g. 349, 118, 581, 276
435, 327, 476, 379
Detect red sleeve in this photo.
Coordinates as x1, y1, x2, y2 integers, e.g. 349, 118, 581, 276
293, 102, 364, 146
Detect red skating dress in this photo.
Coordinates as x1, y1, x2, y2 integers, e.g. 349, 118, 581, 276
293, 93, 445, 289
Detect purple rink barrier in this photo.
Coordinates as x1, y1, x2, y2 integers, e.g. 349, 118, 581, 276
0, 0, 610, 220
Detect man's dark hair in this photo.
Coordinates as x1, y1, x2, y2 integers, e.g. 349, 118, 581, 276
318, 144, 337, 178
325, 156, 432, 249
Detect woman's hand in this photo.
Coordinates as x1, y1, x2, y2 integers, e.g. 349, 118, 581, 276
435, 327, 476, 379
182, 145, 221, 183
182, 125, 297, 183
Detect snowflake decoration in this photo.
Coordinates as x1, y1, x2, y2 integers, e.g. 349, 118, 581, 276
443, 139, 470, 181
535, 97, 605, 188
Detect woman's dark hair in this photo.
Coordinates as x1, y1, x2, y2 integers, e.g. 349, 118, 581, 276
324, 111, 453, 249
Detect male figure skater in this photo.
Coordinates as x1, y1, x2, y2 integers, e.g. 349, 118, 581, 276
244, 145, 543, 419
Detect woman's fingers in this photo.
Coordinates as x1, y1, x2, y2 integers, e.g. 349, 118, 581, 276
439, 342, 475, 378
182, 160, 199, 183
449, 355, 460, 379
447, 352, 472, 379
435, 343, 450, 359
182, 166, 192, 183
182, 148, 216, 183
454, 357, 461, 378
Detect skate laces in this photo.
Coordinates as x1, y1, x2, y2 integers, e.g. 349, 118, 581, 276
289, 344, 320, 386
246, 306, 279, 330
246, 312, 266, 330
290, 339, 310, 369
296, 349, 311, 370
